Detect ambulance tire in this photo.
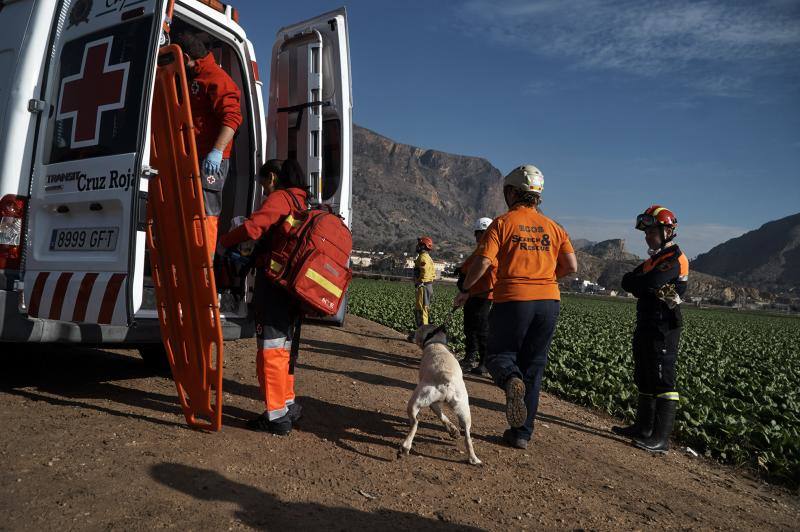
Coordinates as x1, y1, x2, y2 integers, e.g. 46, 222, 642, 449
137, 344, 171, 375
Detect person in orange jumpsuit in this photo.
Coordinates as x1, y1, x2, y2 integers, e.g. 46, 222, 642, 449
173, 32, 242, 254
218, 160, 307, 435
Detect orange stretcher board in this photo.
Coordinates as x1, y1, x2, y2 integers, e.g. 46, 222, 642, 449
146, 45, 224, 431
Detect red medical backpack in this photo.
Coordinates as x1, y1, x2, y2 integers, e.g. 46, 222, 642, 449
265, 194, 352, 316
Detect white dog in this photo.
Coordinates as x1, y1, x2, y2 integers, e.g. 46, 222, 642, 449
399, 324, 481, 465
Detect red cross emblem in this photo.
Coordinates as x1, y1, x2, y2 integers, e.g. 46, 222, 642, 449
57, 37, 130, 149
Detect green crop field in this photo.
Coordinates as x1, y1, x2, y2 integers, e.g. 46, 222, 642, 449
348, 277, 800, 484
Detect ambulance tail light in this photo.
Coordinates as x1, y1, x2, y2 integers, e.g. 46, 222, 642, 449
0, 195, 26, 270
193, 1, 238, 23
195, 0, 225, 14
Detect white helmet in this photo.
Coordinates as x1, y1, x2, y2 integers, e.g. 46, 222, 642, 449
473, 217, 493, 232
504, 164, 544, 194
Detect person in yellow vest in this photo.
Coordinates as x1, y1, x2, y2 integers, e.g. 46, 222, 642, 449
413, 236, 436, 331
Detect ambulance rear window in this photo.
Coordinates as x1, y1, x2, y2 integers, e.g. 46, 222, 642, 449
322, 118, 341, 201
47, 17, 153, 164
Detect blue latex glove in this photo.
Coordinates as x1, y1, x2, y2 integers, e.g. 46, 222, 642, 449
203, 148, 223, 176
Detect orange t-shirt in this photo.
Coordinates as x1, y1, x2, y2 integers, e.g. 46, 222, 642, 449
476, 205, 574, 302
460, 251, 496, 299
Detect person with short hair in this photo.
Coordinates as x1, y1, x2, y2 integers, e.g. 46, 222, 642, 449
172, 32, 242, 255
455, 165, 577, 449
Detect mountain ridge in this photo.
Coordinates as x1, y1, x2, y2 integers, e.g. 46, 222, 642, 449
691, 213, 800, 291
352, 124, 506, 257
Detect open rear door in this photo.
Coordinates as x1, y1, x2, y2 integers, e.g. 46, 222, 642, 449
146, 45, 223, 431
266, 8, 352, 224
22, 1, 165, 325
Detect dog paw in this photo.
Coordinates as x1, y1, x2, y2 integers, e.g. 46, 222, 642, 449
447, 426, 461, 439
397, 446, 411, 458
468, 457, 483, 466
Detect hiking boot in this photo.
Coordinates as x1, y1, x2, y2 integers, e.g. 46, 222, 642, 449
288, 403, 303, 423
471, 364, 490, 377
502, 428, 528, 450
246, 412, 292, 435
504, 376, 527, 428
634, 398, 677, 454
460, 354, 478, 372
612, 394, 655, 439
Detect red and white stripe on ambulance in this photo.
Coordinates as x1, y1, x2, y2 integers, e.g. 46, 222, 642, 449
26, 271, 128, 324
21, 1, 165, 325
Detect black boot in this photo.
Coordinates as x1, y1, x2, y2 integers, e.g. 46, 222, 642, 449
504, 376, 527, 429
471, 364, 489, 377
634, 398, 677, 453
288, 402, 303, 423
502, 428, 528, 450
612, 394, 655, 439
246, 412, 292, 435
460, 353, 478, 371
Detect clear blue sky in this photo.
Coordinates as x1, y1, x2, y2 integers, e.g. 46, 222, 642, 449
234, 0, 800, 258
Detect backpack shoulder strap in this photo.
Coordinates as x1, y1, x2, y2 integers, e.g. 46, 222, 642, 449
284, 189, 303, 212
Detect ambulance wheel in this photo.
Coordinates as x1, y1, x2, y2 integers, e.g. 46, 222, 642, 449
138, 344, 171, 375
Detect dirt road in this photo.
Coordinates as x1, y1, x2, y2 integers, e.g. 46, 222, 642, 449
1, 315, 798, 530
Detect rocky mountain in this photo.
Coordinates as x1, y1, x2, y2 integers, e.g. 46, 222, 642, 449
574, 241, 760, 304
352, 125, 506, 258
571, 238, 596, 250
581, 239, 639, 262
691, 213, 800, 291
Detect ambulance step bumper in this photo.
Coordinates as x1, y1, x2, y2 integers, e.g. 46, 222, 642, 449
0, 287, 251, 344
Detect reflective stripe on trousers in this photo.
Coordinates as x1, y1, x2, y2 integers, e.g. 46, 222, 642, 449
257, 345, 291, 420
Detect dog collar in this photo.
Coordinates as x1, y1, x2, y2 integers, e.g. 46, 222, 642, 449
422, 338, 449, 349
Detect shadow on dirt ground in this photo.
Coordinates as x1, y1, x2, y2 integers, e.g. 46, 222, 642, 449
0, 338, 650, 449
0, 344, 259, 429
0, 345, 186, 427
302, 337, 421, 370
150, 462, 482, 530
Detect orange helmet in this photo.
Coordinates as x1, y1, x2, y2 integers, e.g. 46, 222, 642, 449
636, 205, 678, 231
417, 236, 433, 251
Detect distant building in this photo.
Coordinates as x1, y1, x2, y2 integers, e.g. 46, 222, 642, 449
568, 277, 604, 294
433, 260, 448, 279
350, 255, 372, 268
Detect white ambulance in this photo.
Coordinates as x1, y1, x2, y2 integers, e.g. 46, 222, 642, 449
0, 0, 353, 358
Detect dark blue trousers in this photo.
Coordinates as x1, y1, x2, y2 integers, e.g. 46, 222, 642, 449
486, 300, 560, 441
